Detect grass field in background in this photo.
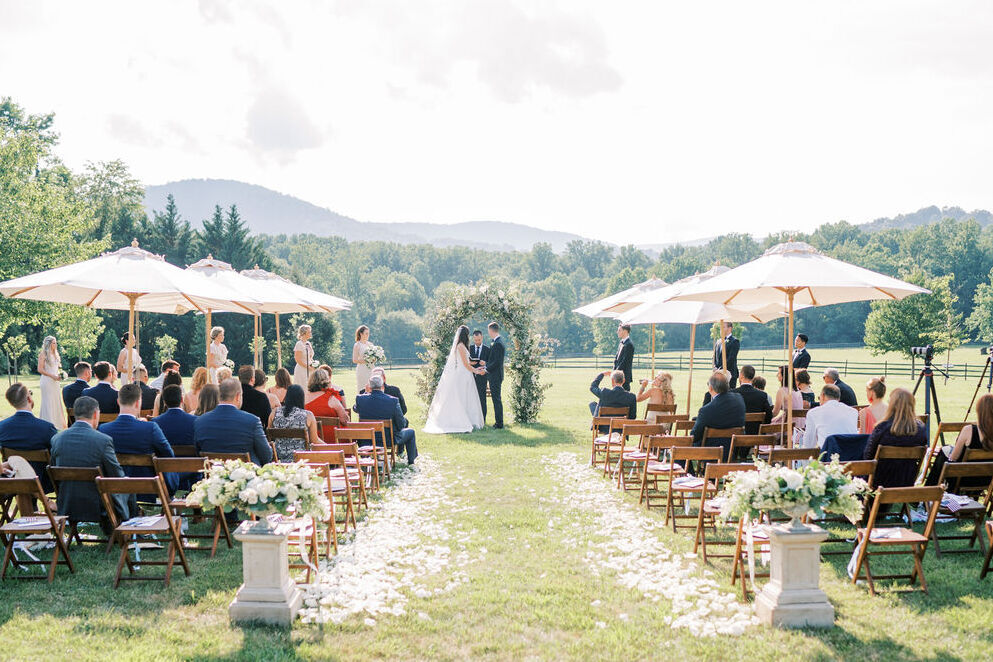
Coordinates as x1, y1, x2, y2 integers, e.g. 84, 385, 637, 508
2, 363, 993, 660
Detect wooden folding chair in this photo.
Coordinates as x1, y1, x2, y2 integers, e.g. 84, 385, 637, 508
851, 485, 943, 595
1, 447, 51, 465
744, 411, 766, 431
666, 446, 723, 532
98, 413, 117, 424
152, 457, 232, 558
613, 423, 666, 491
639, 435, 693, 509
767, 447, 819, 469
759, 422, 790, 449
266, 427, 311, 463
673, 420, 695, 436
315, 416, 340, 442
0, 477, 74, 582
701, 426, 744, 462
591, 416, 617, 467
731, 514, 772, 599
922, 422, 973, 480
139, 409, 154, 419
334, 428, 381, 491
96, 476, 190, 588
965, 448, 993, 462
199, 451, 251, 463
694, 463, 757, 562
874, 445, 927, 493
46, 466, 108, 547
821, 460, 878, 554
930, 461, 993, 557
602, 419, 646, 477
295, 450, 357, 533
298, 461, 340, 558
652, 413, 688, 435
305, 444, 368, 511
597, 406, 629, 418
645, 403, 676, 419
170, 445, 197, 457
345, 421, 391, 480
728, 434, 777, 463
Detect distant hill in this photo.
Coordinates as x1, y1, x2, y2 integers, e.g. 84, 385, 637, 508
861, 205, 993, 232
143, 179, 591, 252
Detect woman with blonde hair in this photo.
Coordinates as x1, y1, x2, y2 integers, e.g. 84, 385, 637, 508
863, 387, 927, 488
194, 384, 220, 416
636, 371, 676, 424
304, 368, 350, 440
859, 376, 887, 434
352, 324, 373, 395
293, 324, 314, 389
184, 367, 209, 412
206, 326, 228, 384
37, 335, 66, 429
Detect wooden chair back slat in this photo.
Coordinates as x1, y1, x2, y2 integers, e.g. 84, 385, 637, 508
98, 413, 117, 424
152, 457, 208, 474
768, 448, 819, 464
645, 403, 677, 416
116, 453, 154, 468
702, 463, 757, 481
673, 420, 695, 435
744, 412, 766, 423
843, 460, 877, 484
94, 476, 162, 495
598, 406, 629, 417
874, 445, 927, 461
620, 423, 667, 438
964, 448, 993, 462
334, 428, 376, 444
671, 447, 723, 463
199, 451, 251, 462
874, 485, 944, 505
1, 447, 50, 463
703, 427, 744, 440
170, 445, 197, 457
266, 427, 308, 440
47, 466, 102, 483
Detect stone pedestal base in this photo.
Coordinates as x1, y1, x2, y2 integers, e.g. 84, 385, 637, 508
229, 521, 302, 627
754, 523, 834, 628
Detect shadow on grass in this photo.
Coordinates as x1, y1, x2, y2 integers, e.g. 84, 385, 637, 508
804, 631, 963, 662
428, 422, 578, 448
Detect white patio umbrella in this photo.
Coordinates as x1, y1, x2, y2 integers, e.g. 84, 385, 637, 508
671, 241, 930, 436
0, 241, 258, 378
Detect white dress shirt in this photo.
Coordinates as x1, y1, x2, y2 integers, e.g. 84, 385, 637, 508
802, 400, 858, 448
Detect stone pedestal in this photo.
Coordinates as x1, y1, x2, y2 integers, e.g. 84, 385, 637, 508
753, 523, 834, 628
229, 521, 302, 627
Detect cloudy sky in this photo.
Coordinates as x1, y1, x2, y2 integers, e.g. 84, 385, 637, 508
2, 0, 992, 243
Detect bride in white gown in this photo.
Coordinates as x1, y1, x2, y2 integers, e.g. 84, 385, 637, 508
424, 325, 485, 434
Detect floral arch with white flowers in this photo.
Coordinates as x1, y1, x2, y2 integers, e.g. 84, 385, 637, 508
416, 283, 548, 424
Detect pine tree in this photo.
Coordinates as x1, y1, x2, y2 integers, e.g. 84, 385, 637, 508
146, 194, 193, 265
197, 204, 226, 260
99, 329, 120, 363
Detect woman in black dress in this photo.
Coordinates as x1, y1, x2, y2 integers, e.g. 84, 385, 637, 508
925, 394, 993, 484
863, 387, 927, 488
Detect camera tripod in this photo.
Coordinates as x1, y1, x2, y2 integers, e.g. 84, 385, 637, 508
912, 361, 946, 443
965, 353, 993, 419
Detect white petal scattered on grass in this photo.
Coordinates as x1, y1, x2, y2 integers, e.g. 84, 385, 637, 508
544, 452, 757, 637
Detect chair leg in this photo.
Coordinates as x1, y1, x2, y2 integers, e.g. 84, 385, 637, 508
982, 535, 993, 579
913, 545, 928, 592
114, 535, 131, 588
1, 540, 13, 580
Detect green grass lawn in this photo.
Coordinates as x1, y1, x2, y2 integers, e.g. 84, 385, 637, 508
2, 361, 993, 661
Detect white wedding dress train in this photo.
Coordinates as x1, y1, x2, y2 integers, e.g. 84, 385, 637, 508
423, 339, 484, 434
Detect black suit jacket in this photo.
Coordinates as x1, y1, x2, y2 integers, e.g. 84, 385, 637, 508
138, 382, 158, 411
613, 337, 634, 390
590, 374, 637, 419
691, 391, 746, 447
731, 384, 773, 434
485, 337, 505, 382
383, 383, 407, 415
62, 379, 89, 408
792, 348, 811, 370
240, 383, 272, 424
835, 379, 858, 407
713, 335, 740, 380
470, 343, 490, 389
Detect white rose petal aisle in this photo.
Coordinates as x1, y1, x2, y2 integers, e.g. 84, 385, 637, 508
544, 452, 757, 637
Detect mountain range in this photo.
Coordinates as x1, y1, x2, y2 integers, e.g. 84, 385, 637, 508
143, 179, 993, 252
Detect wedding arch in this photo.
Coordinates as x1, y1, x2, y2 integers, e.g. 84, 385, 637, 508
417, 283, 548, 424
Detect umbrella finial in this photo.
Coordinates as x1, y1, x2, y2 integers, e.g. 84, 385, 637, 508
131, 238, 139, 248
207, 253, 213, 260
253, 264, 260, 270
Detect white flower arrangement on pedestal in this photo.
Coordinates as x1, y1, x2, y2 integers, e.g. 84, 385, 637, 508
363, 344, 386, 368
186, 459, 330, 526
719, 457, 871, 529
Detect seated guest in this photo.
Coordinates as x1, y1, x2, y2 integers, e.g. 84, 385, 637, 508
194, 377, 272, 465
305, 368, 351, 424
194, 384, 220, 416
50, 396, 128, 534
149, 359, 180, 390
267, 385, 320, 461
268, 367, 292, 404
636, 371, 676, 424
184, 367, 208, 413
215, 366, 233, 383
859, 377, 887, 434
255, 369, 281, 411
796, 369, 816, 409
802, 385, 858, 449
863, 387, 927, 488
371, 367, 407, 414
691, 372, 746, 459
318, 364, 346, 404
152, 370, 183, 417
731, 365, 773, 434
589, 370, 637, 419
238, 365, 272, 424
133, 365, 159, 411
62, 361, 92, 409
926, 393, 993, 484
771, 364, 804, 423
153, 385, 197, 449
100, 384, 176, 493
823, 367, 858, 407
82, 361, 119, 414
0, 383, 58, 489
752, 375, 771, 405
354, 374, 418, 464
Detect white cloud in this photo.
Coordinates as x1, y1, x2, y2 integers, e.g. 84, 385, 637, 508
245, 87, 326, 161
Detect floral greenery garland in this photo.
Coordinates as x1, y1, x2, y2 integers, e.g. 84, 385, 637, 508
417, 282, 550, 424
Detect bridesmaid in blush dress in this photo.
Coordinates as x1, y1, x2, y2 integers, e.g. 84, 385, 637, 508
293, 324, 314, 388
352, 324, 372, 394
207, 326, 228, 384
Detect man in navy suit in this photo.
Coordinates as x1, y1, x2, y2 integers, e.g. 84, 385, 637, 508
61, 361, 92, 409
614, 324, 635, 391
99, 383, 176, 493
469, 330, 490, 421
194, 377, 272, 465
589, 370, 638, 419
713, 321, 740, 388
153, 385, 196, 449
692, 372, 746, 460
133, 365, 159, 411
0, 383, 57, 490
82, 361, 119, 414
792, 334, 811, 370
823, 367, 858, 407
482, 322, 506, 428
354, 374, 418, 464
731, 365, 773, 434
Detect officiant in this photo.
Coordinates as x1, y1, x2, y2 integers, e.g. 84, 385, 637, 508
470, 329, 490, 422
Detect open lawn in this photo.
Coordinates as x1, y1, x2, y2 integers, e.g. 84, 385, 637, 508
2, 360, 993, 661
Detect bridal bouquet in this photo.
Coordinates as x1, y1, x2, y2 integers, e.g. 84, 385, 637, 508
309, 359, 320, 368
186, 459, 330, 521
363, 344, 386, 368
223, 359, 235, 370
718, 457, 871, 525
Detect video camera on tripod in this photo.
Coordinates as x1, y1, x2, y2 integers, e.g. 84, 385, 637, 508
910, 343, 942, 441
911, 344, 934, 365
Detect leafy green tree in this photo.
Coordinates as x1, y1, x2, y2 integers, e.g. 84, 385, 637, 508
864, 272, 961, 357
146, 194, 194, 265
967, 268, 993, 343
565, 240, 613, 278
99, 329, 121, 363
79, 160, 147, 245
153, 334, 179, 367
54, 305, 105, 362
1, 335, 29, 377
376, 309, 424, 359
526, 242, 556, 281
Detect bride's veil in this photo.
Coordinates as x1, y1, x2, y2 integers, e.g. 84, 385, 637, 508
441, 326, 465, 378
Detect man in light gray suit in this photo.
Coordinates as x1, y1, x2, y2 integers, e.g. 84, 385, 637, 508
50, 396, 128, 534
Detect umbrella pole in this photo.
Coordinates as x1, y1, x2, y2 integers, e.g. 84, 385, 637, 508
126, 294, 137, 383
720, 319, 728, 378
687, 323, 696, 415
275, 312, 282, 369
205, 309, 212, 369
787, 291, 795, 447
651, 323, 656, 376
254, 315, 261, 370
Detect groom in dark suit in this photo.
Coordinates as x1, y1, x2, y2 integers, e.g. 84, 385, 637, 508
469, 330, 490, 422
483, 322, 505, 428
614, 324, 634, 391
713, 321, 740, 388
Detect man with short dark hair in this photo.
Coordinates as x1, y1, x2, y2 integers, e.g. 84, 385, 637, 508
149, 359, 180, 390
589, 370, 638, 419
614, 324, 635, 391
0, 383, 58, 488
713, 321, 740, 388
237, 365, 271, 424
483, 322, 506, 428
153, 385, 197, 449
132, 365, 159, 411
469, 330, 490, 421
792, 334, 811, 370
691, 372, 746, 459
732, 365, 773, 434
823, 368, 857, 407
62, 361, 92, 408
803, 384, 858, 449
99, 383, 176, 492
354, 374, 418, 464
50, 396, 128, 534
195, 377, 272, 465
82, 361, 119, 413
